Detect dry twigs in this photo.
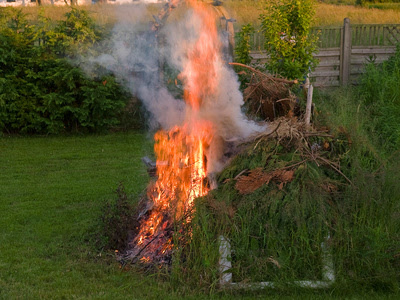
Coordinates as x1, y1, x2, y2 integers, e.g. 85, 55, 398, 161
235, 168, 295, 194
230, 62, 298, 121
119, 205, 194, 268
234, 117, 353, 194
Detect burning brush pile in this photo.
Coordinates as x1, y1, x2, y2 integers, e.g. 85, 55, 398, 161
108, 1, 350, 280
118, 116, 348, 275
116, 0, 266, 267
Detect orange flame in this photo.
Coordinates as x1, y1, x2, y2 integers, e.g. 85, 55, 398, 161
134, 1, 222, 261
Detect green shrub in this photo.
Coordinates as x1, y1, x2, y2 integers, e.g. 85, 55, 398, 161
260, 0, 319, 80
234, 23, 256, 90
96, 184, 138, 251
234, 23, 255, 65
0, 8, 130, 134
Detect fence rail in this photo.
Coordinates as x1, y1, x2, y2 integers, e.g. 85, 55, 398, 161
251, 23, 400, 49
247, 19, 399, 87
311, 27, 341, 48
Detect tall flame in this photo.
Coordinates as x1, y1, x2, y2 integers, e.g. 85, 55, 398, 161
133, 1, 222, 262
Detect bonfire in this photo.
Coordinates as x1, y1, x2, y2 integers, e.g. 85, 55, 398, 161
118, 0, 342, 270
120, 0, 265, 266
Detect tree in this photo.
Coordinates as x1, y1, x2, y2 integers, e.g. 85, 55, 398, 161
260, 0, 319, 80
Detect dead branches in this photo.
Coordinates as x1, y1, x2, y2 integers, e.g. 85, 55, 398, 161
233, 117, 353, 194
235, 168, 295, 194
151, 0, 182, 32
229, 62, 299, 121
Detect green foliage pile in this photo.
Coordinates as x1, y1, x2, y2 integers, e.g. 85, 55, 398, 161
172, 125, 340, 288
0, 8, 130, 134
169, 51, 400, 293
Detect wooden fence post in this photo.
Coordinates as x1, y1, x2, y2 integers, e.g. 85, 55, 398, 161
305, 83, 313, 128
340, 18, 352, 85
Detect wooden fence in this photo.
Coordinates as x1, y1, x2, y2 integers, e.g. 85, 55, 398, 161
249, 19, 400, 87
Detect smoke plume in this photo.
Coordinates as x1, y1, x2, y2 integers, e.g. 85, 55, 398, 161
87, 3, 266, 172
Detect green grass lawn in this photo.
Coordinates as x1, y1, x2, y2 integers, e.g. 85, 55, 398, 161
0, 132, 266, 299
0, 132, 173, 299
1, 132, 398, 299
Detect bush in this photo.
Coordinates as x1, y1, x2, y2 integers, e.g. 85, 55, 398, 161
96, 184, 138, 251
234, 23, 255, 65
260, 0, 319, 80
0, 8, 130, 134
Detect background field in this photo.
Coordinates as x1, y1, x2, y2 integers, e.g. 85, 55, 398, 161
15, 1, 400, 28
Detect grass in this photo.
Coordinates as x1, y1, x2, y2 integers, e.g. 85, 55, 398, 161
18, 3, 160, 25
0, 132, 167, 299
13, 1, 400, 30
364, 3, 400, 10
1, 132, 398, 299
223, 1, 400, 29
358, 47, 400, 152
315, 3, 400, 26
314, 89, 400, 292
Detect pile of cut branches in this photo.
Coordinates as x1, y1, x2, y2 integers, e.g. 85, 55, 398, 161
221, 116, 350, 196
196, 115, 352, 284
230, 62, 299, 121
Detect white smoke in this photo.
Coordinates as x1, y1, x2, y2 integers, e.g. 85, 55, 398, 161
86, 4, 186, 130
86, 4, 266, 172
161, 9, 266, 173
